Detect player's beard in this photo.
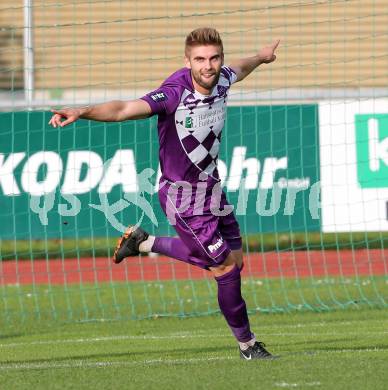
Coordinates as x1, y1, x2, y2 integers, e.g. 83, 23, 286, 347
192, 69, 221, 93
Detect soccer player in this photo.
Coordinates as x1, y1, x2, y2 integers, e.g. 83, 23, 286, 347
49, 27, 280, 360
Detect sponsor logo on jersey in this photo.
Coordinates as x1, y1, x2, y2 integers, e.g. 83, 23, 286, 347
185, 117, 193, 128
208, 237, 223, 253
151, 92, 167, 102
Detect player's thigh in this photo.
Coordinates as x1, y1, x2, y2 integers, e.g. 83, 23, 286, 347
177, 213, 231, 264
218, 191, 242, 251
159, 186, 231, 267
210, 192, 243, 273
231, 248, 243, 268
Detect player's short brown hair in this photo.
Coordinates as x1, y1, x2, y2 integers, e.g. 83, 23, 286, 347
185, 27, 223, 56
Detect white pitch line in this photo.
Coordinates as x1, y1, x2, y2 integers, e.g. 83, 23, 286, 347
0, 334, 229, 348
0, 347, 386, 371
318, 347, 385, 354
0, 356, 235, 371
1, 330, 387, 349
275, 381, 321, 388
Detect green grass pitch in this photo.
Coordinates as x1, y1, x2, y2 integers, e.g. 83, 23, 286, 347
1, 296, 388, 389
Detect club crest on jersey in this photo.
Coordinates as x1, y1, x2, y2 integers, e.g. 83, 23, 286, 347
151, 92, 167, 102
185, 117, 193, 128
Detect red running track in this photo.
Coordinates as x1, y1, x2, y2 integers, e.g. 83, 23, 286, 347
1, 250, 387, 285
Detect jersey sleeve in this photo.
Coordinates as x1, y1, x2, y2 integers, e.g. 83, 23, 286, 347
221, 66, 238, 85
140, 85, 182, 116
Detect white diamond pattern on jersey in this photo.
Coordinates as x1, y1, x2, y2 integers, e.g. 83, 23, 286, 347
175, 89, 227, 176
182, 128, 222, 173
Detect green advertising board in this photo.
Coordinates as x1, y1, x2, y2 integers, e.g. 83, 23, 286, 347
0, 105, 320, 240
356, 114, 388, 188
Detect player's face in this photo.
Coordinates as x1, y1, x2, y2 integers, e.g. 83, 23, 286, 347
185, 45, 224, 95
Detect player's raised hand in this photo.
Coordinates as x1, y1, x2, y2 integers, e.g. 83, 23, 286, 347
48, 108, 81, 128
258, 39, 280, 64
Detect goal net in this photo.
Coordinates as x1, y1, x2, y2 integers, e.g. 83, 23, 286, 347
0, 0, 387, 326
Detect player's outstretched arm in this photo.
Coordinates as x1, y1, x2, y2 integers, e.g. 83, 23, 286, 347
48, 99, 152, 128
229, 40, 280, 83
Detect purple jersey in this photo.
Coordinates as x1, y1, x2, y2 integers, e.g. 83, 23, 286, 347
141, 66, 237, 187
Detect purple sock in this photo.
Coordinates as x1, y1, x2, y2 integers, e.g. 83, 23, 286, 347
151, 237, 192, 263
215, 265, 253, 342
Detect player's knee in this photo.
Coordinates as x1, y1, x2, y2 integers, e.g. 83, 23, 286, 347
210, 261, 240, 278
209, 251, 241, 277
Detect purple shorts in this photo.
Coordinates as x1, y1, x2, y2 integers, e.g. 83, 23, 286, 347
158, 181, 242, 270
